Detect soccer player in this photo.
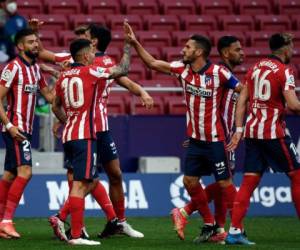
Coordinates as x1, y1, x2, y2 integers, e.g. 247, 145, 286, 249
0, 28, 53, 239
51, 24, 151, 239
52, 37, 132, 245
125, 22, 241, 243
225, 33, 300, 245
175, 36, 245, 243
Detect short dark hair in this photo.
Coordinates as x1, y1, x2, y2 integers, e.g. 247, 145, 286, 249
69, 39, 92, 60
217, 36, 239, 54
269, 33, 293, 51
190, 35, 212, 58
14, 28, 36, 46
87, 23, 111, 52
74, 25, 88, 36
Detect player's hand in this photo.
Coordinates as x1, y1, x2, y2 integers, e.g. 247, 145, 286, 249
28, 18, 44, 32
182, 139, 190, 148
8, 126, 26, 142
52, 121, 64, 139
140, 93, 154, 109
61, 60, 71, 70
124, 21, 137, 45
226, 132, 243, 151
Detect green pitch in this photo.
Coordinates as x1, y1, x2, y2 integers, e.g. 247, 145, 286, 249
0, 217, 299, 250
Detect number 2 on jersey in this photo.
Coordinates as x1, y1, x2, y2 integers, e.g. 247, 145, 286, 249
62, 77, 84, 108
252, 69, 271, 101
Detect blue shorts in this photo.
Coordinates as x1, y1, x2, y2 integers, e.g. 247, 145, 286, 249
184, 138, 231, 181
244, 137, 300, 174
2, 132, 32, 174
96, 131, 118, 167
63, 139, 98, 181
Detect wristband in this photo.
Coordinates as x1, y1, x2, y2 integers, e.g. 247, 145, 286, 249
236, 127, 244, 133
5, 122, 13, 130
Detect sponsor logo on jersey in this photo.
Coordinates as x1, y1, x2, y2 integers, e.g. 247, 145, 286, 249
186, 84, 212, 97
24, 84, 38, 93
1, 69, 11, 81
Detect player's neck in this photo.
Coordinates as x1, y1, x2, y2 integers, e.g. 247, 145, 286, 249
220, 59, 234, 71
271, 53, 285, 64
19, 52, 34, 65
191, 58, 207, 72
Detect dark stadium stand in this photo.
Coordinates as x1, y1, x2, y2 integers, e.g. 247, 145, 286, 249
10, 0, 299, 115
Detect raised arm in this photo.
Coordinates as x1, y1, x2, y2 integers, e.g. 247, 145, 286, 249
124, 22, 171, 74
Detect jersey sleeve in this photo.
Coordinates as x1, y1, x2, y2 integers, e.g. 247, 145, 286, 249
170, 61, 186, 77
279, 67, 295, 91
0, 62, 18, 88
88, 66, 111, 81
219, 66, 240, 89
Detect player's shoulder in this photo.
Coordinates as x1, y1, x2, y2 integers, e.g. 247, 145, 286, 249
170, 60, 185, 68
94, 53, 116, 67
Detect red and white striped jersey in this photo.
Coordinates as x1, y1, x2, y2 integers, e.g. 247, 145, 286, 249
244, 56, 295, 139
219, 63, 239, 137
93, 53, 116, 132
0, 56, 47, 134
170, 60, 240, 142
55, 63, 111, 143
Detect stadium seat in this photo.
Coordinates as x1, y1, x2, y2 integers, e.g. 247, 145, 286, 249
137, 31, 172, 47
218, 15, 255, 31
150, 70, 177, 82
233, 64, 252, 80
163, 47, 182, 62
38, 30, 58, 47
243, 47, 269, 64
246, 31, 274, 47
237, 0, 272, 15
68, 15, 106, 30
110, 31, 126, 48
171, 31, 206, 46
290, 31, 300, 48
34, 14, 69, 30
158, 0, 196, 15
122, 0, 160, 15
130, 96, 164, 115
256, 15, 292, 31
46, 46, 69, 53
46, 0, 81, 14
105, 47, 121, 62
209, 48, 220, 63
164, 96, 186, 115
208, 31, 246, 46
107, 97, 127, 115
139, 79, 178, 87
18, 0, 44, 15
127, 63, 148, 81
107, 15, 143, 31
197, 0, 233, 15
84, 0, 121, 15
131, 47, 161, 64
292, 48, 300, 64
58, 30, 76, 46
180, 15, 217, 32
292, 15, 300, 30
143, 15, 180, 31
278, 0, 300, 15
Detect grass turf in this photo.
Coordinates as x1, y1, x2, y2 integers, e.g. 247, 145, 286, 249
0, 217, 299, 250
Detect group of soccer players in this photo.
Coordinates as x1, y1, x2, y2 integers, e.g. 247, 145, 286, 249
0, 17, 299, 246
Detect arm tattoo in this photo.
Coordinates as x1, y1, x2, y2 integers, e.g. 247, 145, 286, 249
109, 43, 131, 79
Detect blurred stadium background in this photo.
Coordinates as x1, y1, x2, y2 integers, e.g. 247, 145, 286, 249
0, 0, 300, 239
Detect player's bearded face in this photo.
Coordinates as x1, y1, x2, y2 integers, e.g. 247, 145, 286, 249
182, 41, 198, 63
23, 35, 39, 59
284, 45, 293, 64
228, 41, 244, 66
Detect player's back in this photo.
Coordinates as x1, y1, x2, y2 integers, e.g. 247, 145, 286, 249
56, 63, 102, 143
244, 56, 295, 139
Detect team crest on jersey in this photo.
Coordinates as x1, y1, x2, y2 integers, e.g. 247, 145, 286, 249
1, 69, 11, 81
24, 84, 38, 93
186, 84, 212, 98
96, 67, 105, 74
24, 152, 31, 161
286, 74, 295, 86
204, 75, 212, 86
103, 57, 113, 65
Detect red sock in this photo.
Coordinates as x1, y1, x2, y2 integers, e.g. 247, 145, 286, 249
183, 201, 196, 216
290, 169, 300, 217
91, 181, 116, 221
69, 196, 84, 239
221, 183, 237, 215
186, 184, 214, 224
59, 198, 70, 221
3, 176, 29, 220
112, 198, 125, 221
231, 175, 260, 229
0, 180, 12, 220
205, 182, 220, 202
214, 188, 227, 228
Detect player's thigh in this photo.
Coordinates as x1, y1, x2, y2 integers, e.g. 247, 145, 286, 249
244, 139, 266, 174
65, 139, 98, 181
264, 136, 300, 173
184, 138, 210, 177
207, 141, 231, 181
2, 132, 32, 174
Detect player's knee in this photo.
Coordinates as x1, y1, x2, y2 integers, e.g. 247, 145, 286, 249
183, 176, 198, 189
2, 171, 16, 182
217, 178, 233, 188
17, 165, 32, 180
